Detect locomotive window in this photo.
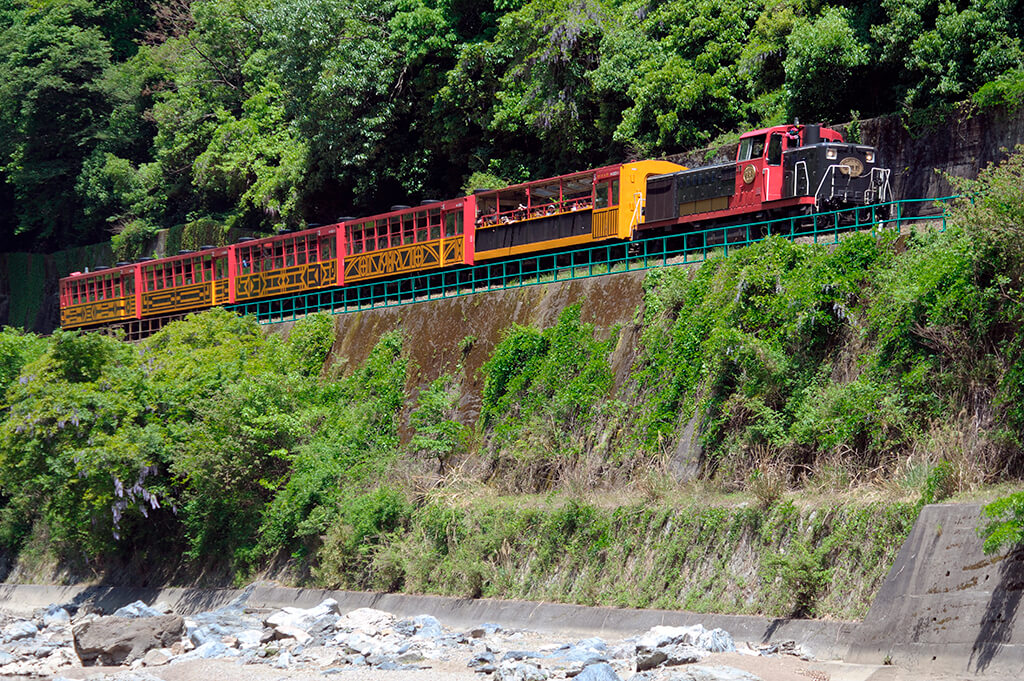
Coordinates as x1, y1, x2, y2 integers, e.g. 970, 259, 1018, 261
611, 179, 620, 206
767, 133, 783, 165
738, 135, 766, 161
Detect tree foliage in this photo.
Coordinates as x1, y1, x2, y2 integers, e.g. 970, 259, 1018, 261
1, 0, 1021, 250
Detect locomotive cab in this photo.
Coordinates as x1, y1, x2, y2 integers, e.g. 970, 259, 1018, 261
643, 123, 892, 228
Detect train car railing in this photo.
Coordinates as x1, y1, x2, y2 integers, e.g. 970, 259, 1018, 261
222, 195, 956, 326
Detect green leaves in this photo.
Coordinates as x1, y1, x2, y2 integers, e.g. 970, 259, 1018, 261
981, 492, 1024, 554
783, 6, 868, 121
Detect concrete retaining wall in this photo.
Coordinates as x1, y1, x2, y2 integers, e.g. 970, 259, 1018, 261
0, 583, 855, 660
845, 503, 1024, 676
1, 502, 1022, 673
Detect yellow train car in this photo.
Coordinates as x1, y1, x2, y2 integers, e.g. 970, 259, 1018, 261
471, 159, 686, 262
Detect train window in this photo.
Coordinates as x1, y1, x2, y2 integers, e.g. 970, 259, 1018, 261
391, 218, 402, 247
767, 133, 783, 165
376, 220, 388, 250
738, 135, 766, 161
282, 239, 293, 268
477, 196, 497, 224
319, 236, 335, 260
402, 214, 414, 245
215, 256, 228, 280
595, 181, 610, 209
611, 179, 620, 206
124, 275, 134, 296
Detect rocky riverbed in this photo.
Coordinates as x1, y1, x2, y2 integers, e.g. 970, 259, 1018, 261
0, 588, 827, 681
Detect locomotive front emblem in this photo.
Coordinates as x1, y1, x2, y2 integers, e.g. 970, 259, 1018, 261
742, 164, 756, 184
839, 157, 864, 177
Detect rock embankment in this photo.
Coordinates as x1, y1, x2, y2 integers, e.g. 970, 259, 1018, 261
0, 592, 812, 680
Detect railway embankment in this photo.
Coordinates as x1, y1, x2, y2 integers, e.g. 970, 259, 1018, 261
0, 144, 1023, 674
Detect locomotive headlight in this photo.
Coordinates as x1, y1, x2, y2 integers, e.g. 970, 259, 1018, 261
865, 151, 875, 163
825, 148, 838, 160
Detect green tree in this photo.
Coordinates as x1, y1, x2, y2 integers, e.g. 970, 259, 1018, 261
784, 6, 868, 121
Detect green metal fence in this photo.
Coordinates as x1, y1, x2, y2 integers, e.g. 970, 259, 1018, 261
226, 196, 956, 325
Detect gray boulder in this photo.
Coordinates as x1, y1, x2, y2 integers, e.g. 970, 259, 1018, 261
576, 662, 622, 681
495, 660, 550, 681
73, 615, 185, 665
667, 665, 762, 681
3, 619, 38, 641
42, 605, 72, 627
112, 600, 164, 619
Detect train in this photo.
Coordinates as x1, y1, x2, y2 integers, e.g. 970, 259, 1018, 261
60, 123, 891, 331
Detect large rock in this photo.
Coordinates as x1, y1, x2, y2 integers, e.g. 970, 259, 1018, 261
2, 619, 39, 641
576, 662, 622, 681
667, 665, 762, 681
73, 615, 185, 665
112, 600, 164, 619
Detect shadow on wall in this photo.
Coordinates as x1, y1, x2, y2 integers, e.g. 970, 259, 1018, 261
970, 547, 1024, 672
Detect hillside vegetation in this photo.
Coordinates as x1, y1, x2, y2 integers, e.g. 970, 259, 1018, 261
1, 0, 1022, 253
0, 151, 1021, 615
